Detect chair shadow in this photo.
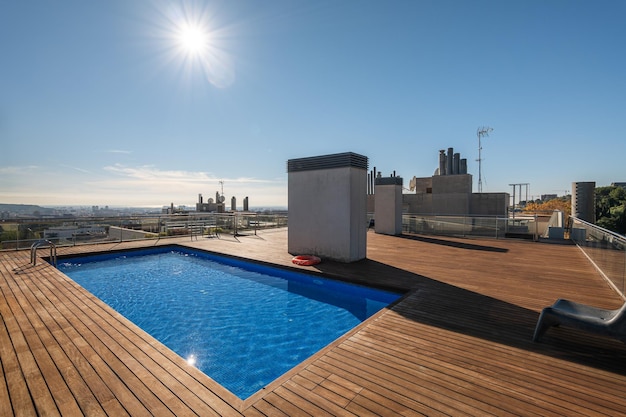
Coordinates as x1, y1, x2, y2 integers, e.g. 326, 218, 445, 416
313, 258, 626, 375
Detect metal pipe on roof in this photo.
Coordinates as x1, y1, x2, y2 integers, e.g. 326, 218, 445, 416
439, 150, 446, 175
460, 158, 467, 174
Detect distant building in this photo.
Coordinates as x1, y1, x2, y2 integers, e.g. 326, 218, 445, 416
91, 205, 119, 216
162, 203, 189, 214
368, 147, 509, 216
195, 192, 250, 212
195, 193, 224, 213
572, 181, 596, 223
541, 194, 558, 201
44, 225, 106, 241
612, 182, 626, 189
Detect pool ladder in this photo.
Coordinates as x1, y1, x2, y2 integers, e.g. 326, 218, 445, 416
30, 239, 57, 267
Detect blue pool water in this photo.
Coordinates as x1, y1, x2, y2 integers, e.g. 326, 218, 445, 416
58, 246, 401, 399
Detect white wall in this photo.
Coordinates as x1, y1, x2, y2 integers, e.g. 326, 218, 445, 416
374, 183, 402, 235
288, 166, 367, 262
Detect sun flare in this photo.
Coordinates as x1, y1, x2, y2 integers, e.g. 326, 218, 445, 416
158, 3, 236, 88
178, 24, 209, 56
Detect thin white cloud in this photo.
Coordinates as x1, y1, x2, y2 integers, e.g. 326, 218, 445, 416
59, 164, 90, 174
103, 164, 214, 182
93, 164, 287, 206
104, 149, 132, 154
103, 164, 277, 184
0, 163, 287, 207
0, 165, 40, 174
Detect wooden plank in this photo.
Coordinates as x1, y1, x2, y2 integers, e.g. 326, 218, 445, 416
339, 333, 565, 416
323, 348, 504, 416
47, 274, 240, 416
314, 355, 449, 416
0, 312, 38, 417
17, 280, 120, 413
281, 379, 358, 417
362, 319, 626, 411
345, 390, 416, 417
45, 250, 242, 412
2, 230, 626, 416
262, 391, 310, 416
35, 269, 213, 417
243, 398, 290, 417
0, 269, 73, 416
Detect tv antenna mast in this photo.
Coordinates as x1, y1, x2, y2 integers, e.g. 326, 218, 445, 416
217, 180, 226, 203
476, 126, 493, 193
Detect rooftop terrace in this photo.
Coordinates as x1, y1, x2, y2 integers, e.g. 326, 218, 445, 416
2, 228, 626, 416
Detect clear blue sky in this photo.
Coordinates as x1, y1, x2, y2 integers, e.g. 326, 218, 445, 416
2, 0, 625, 208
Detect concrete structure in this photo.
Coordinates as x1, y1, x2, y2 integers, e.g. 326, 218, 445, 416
44, 225, 106, 241
288, 152, 368, 263
374, 176, 403, 235
572, 181, 596, 223
108, 226, 158, 241
196, 192, 229, 213
196, 194, 218, 213
368, 147, 509, 216
400, 174, 473, 214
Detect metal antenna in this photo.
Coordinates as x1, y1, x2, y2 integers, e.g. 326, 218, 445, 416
476, 126, 493, 193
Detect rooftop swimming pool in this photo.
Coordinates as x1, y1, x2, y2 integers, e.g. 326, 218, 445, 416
57, 246, 401, 399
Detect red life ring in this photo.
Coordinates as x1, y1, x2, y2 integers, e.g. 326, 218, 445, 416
292, 255, 321, 266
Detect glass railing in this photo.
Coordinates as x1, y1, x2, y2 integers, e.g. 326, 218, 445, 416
570, 217, 626, 297
400, 213, 552, 240
0, 212, 288, 251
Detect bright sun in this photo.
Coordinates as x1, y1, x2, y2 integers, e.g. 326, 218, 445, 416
162, 5, 235, 88
178, 24, 209, 55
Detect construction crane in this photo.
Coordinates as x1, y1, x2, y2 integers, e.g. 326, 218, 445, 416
476, 126, 493, 193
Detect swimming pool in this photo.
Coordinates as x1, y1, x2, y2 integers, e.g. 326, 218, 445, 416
57, 246, 401, 399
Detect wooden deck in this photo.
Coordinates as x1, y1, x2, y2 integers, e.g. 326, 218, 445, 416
2, 229, 626, 416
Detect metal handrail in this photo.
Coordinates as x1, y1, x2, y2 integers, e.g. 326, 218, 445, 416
30, 239, 57, 267
570, 217, 626, 243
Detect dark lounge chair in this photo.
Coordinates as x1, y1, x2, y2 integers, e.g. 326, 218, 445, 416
533, 298, 626, 343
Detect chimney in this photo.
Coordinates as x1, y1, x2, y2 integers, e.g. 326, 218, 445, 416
439, 150, 446, 175
460, 158, 467, 174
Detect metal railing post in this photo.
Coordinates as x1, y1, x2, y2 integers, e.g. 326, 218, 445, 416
495, 217, 499, 239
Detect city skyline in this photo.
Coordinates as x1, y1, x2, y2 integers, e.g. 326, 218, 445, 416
2, 1, 625, 207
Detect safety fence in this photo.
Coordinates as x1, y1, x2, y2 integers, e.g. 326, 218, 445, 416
570, 217, 626, 298
399, 213, 554, 240
0, 212, 288, 251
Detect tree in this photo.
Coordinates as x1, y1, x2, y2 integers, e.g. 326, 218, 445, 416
595, 186, 626, 235
523, 196, 571, 218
